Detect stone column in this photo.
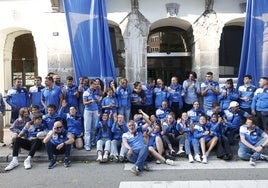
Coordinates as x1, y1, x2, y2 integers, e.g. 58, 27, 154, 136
192, 13, 223, 82
120, 0, 150, 83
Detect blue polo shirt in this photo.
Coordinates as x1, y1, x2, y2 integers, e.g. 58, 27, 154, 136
41, 85, 62, 111
29, 85, 45, 110
65, 85, 79, 108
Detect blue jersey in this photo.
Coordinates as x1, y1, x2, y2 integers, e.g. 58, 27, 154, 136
6, 86, 29, 110
239, 124, 266, 145
223, 108, 248, 129
168, 84, 184, 108
193, 122, 211, 142
154, 86, 169, 108
41, 85, 63, 111
83, 88, 99, 111
59, 112, 83, 137
95, 118, 112, 140
122, 130, 145, 151
218, 86, 239, 110
50, 129, 68, 145
29, 85, 45, 110
238, 84, 256, 109
155, 107, 170, 120
131, 90, 146, 106
101, 95, 118, 114
251, 87, 268, 112
183, 79, 201, 105
116, 85, 132, 108
187, 108, 205, 123
142, 84, 154, 106
65, 85, 79, 108
111, 122, 128, 140
43, 113, 63, 130
201, 80, 219, 109
21, 123, 47, 139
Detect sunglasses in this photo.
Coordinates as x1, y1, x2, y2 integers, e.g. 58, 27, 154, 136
56, 126, 63, 129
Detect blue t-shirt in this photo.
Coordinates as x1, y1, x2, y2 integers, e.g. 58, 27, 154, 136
239, 124, 266, 145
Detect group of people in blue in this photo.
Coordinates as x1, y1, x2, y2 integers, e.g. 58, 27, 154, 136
1, 71, 268, 175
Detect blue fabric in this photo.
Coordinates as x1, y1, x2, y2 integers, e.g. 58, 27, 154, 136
63, 0, 116, 84
237, 0, 268, 87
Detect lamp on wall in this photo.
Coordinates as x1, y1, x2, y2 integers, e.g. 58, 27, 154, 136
166, 3, 180, 18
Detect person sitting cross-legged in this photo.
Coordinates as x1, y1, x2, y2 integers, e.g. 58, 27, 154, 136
238, 117, 268, 166
43, 121, 74, 169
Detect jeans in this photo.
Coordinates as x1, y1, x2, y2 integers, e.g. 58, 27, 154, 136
127, 145, 149, 170
96, 138, 111, 153
185, 138, 200, 155
238, 138, 266, 160
45, 141, 71, 160
118, 106, 130, 123
111, 139, 127, 157
13, 137, 43, 157
162, 134, 185, 149
84, 110, 98, 149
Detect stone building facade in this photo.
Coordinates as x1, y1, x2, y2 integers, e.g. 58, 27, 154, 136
0, 0, 246, 124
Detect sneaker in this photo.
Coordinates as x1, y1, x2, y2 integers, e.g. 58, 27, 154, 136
119, 155, 124, 162
130, 165, 139, 176
84, 146, 91, 151
156, 160, 161, 164
260, 154, 268, 161
165, 159, 174, 166
23, 158, 31, 169
103, 154, 108, 162
0, 141, 6, 147
5, 160, 19, 171
48, 159, 57, 169
170, 150, 176, 156
96, 155, 103, 162
194, 154, 201, 162
109, 154, 115, 161
202, 155, 207, 164
188, 154, 194, 163
63, 158, 70, 168
249, 157, 256, 166
176, 150, 186, 157
143, 164, 150, 171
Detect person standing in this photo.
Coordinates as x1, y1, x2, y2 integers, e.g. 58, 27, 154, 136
183, 71, 200, 112
251, 77, 268, 132
6, 78, 29, 123
41, 76, 63, 113
201, 72, 219, 112
238, 75, 256, 114
62, 76, 79, 113
116, 78, 132, 122
29, 76, 45, 113
0, 92, 6, 146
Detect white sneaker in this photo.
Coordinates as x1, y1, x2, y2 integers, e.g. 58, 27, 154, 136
165, 159, 174, 166
249, 157, 256, 166
188, 154, 194, 163
194, 154, 201, 162
24, 158, 31, 169
5, 160, 19, 171
96, 155, 102, 162
156, 160, 161, 164
103, 154, 108, 162
202, 155, 207, 164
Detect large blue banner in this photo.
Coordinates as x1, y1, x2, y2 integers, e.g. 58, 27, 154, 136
63, 0, 116, 84
237, 0, 268, 87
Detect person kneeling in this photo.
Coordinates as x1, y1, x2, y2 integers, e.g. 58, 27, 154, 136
43, 121, 74, 169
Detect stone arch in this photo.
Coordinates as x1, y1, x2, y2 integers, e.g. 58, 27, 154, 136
0, 27, 47, 94
219, 18, 244, 78
147, 18, 193, 83
108, 21, 126, 77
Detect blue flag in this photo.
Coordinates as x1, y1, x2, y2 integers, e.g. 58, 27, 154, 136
237, 0, 268, 87
63, 0, 116, 84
